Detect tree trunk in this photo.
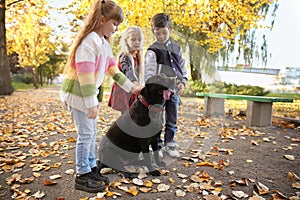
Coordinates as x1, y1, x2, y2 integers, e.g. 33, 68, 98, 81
0, 0, 14, 95
39, 66, 43, 87
190, 58, 200, 81
32, 67, 39, 89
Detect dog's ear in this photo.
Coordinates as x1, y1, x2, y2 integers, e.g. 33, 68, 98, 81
146, 73, 176, 89
140, 85, 148, 98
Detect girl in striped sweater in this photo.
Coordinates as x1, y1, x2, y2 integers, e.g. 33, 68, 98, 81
61, 0, 142, 193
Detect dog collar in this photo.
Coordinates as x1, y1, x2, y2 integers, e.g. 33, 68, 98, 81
138, 95, 164, 112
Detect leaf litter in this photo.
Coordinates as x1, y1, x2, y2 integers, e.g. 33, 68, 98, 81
0, 87, 299, 199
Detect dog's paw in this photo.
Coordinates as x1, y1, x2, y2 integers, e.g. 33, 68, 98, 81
149, 170, 161, 176
156, 161, 166, 168
122, 172, 138, 179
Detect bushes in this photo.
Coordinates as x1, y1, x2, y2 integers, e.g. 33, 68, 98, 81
186, 80, 269, 96
12, 73, 34, 84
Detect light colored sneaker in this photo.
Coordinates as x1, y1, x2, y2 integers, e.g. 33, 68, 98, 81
149, 146, 163, 159
165, 146, 180, 158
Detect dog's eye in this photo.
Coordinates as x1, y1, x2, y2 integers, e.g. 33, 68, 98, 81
158, 90, 163, 94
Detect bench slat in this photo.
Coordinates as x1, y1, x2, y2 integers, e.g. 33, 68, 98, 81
196, 92, 293, 103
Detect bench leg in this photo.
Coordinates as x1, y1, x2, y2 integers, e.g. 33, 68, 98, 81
246, 101, 273, 127
204, 97, 225, 116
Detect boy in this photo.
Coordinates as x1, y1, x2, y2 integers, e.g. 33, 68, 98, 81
144, 13, 188, 158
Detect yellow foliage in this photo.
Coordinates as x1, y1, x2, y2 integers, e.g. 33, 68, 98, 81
6, 0, 54, 68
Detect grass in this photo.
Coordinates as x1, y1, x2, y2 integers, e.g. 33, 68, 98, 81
12, 82, 34, 90
12, 81, 57, 91
266, 92, 300, 100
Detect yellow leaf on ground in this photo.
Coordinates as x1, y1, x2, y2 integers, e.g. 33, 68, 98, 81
292, 182, 300, 189
139, 187, 152, 193
126, 186, 139, 196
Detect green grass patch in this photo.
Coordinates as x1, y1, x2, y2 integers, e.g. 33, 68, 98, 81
12, 81, 34, 90
265, 92, 300, 100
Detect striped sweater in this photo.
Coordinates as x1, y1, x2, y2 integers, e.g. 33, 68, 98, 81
61, 32, 134, 113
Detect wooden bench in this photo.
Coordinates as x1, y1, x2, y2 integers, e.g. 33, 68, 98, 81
196, 92, 293, 127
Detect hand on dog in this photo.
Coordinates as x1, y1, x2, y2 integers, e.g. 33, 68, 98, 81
177, 82, 185, 95
87, 106, 98, 119
131, 84, 144, 95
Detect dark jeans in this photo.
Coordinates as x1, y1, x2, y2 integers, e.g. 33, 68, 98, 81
158, 94, 180, 148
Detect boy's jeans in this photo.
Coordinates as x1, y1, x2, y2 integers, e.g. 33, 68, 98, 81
158, 94, 180, 148
70, 107, 97, 175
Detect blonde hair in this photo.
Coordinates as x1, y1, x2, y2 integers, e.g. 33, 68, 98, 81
119, 26, 144, 83
65, 0, 124, 73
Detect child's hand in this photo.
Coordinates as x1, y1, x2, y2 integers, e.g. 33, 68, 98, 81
177, 83, 185, 95
133, 81, 139, 86
87, 106, 98, 119
131, 84, 144, 95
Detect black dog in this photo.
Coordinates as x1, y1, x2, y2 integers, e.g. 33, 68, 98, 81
98, 74, 176, 178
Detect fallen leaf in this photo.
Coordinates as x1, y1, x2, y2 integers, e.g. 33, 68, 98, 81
282, 146, 292, 151
33, 172, 41, 177
292, 182, 300, 189
143, 180, 153, 187
14, 162, 26, 168
126, 186, 138, 196
254, 182, 269, 195
49, 174, 62, 180
51, 162, 62, 168
157, 184, 170, 192
232, 190, 249, 198
168, 177, 175, 183
175, 189, 186, 197
152, 178, 161, 184
251, 140, 259, 146
132, 178, 143, 186
228, 170, 235, 175
65, 169, 75, 175
19, 176, 35, 184
197, 161, 218, 167
6, 174, 22, 185
291, 137, 300, 142
97, 192, 107, 198
117, 185, 128, 192
177, 173, 188, 179
190, 175, 202, 183
231, 178, 248, 186
271, 190, 289, 199
284, 155, 295, 160
138, 172, 148, 179
288, 172, 300, 182
43, 179, 57, 186
100, 167, 113, 174
139, 187, 152, 193
204, 194, 221, 200
32, 190, 46, 198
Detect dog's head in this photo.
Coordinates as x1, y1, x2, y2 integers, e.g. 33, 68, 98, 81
141, 73, 176, 105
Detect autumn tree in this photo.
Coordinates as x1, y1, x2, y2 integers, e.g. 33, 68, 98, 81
38, 40, 68, 85
0, 0, 14, 95
62, 0, 278, 81
6, 0, 55, 89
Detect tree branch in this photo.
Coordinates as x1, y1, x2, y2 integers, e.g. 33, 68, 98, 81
7, 0, 23, 7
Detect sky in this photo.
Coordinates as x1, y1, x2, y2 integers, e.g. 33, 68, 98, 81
266, 0, 300, 68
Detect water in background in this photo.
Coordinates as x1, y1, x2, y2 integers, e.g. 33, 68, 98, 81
202, 70, 300, 93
